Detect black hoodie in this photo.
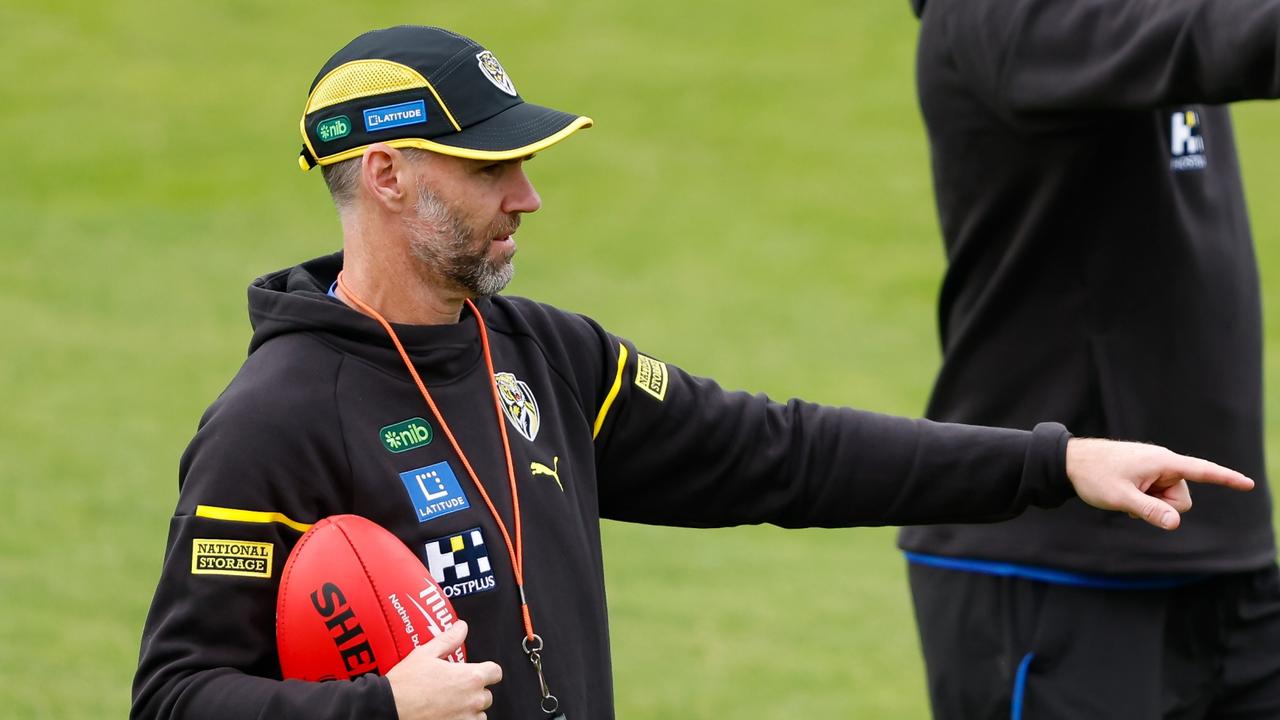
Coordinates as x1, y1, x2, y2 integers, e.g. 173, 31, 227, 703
133, 252, 1074, 719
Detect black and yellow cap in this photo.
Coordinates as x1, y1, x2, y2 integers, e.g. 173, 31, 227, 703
298, 25, 592, 171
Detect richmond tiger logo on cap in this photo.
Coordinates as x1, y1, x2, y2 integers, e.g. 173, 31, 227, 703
476, 51, 517, 96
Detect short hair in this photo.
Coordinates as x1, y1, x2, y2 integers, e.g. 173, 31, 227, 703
320, 148, 433, 213
320, 157, 362, 211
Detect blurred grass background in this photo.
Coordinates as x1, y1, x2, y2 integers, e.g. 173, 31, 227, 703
3, 1, 1280, 717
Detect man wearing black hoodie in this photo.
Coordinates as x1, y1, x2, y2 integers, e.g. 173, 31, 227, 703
898, 0, 1280, 717
133, 25, 1256, 720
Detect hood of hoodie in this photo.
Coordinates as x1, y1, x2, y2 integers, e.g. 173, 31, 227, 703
247, 251, 488, 383
911, 0, 924, 17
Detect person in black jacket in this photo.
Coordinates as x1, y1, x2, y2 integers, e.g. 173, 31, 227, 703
132, 25, 1256, 720
898, 0, 1280, 717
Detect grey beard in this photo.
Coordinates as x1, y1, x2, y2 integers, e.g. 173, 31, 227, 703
406, 187, 516, 297
459, 250, 516, 297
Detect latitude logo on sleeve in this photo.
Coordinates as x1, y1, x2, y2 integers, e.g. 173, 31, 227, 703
399, 461, 470, 524
424, 527, 497, 598
381, 417, 433, 453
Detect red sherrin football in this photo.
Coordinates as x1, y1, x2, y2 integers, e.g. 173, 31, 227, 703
276, 514, 464, 680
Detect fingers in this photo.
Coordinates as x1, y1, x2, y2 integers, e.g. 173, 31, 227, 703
1117, 485, 1181, 530
471, 664, 500, 719
1154, 479, 1192, 513
423, 620, 468, 659
476, 661, 503, 687
1166, 454, 1254, 491
386, 623, 501, 720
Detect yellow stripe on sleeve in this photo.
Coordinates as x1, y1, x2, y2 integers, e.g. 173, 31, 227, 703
195, 505, 313, 533
593, 344, 629, 439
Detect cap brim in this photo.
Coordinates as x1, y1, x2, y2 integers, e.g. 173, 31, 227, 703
426, 101, 592, 159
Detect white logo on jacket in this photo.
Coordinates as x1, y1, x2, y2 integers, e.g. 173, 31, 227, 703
495, 371, 540, 442
1170, 110, 1206, 172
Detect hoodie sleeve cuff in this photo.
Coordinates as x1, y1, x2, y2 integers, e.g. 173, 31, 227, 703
1025, 421, 1074, 508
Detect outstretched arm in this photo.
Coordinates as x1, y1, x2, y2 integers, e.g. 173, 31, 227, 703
589, 335, 1255, 531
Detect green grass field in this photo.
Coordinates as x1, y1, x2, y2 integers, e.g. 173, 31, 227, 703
4, 1, 1280, 717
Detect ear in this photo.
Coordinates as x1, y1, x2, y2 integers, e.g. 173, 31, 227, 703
360, 144, 414, 214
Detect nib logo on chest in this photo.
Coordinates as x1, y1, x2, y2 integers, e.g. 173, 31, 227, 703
380, 417, 433, 453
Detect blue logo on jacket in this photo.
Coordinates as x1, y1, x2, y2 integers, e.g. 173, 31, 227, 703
399, 461, 470, 523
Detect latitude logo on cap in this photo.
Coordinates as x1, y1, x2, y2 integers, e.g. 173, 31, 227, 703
363, 100, 428, 133
476, 51, 517, 96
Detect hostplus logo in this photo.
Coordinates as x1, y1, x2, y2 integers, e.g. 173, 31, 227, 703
381, 417, 433, 453
425, 528, 496, 598
1170, 110, 1206, 172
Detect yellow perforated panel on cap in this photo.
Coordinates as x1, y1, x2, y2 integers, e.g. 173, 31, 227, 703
305, 60, 429, 113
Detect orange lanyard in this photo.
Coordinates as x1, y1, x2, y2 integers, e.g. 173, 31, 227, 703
336, 272, 560, 715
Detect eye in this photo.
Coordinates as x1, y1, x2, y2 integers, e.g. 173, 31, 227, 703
479, 162, 504, 176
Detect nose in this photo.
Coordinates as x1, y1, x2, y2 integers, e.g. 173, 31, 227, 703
501, 166, 542, 215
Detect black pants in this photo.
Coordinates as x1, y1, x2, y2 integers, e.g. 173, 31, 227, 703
908, 562, 1280, 719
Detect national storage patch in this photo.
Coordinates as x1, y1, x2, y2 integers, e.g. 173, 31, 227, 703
634, 354, 669, 401
191, 539, 273, 578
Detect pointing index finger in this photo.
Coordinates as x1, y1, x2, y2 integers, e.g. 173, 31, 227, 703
1171, 455, 1254, 491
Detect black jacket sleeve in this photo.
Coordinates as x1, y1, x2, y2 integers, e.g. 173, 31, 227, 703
131, 358, 397, 720
590, 336, 1074, 528
937, 0, 1280, 114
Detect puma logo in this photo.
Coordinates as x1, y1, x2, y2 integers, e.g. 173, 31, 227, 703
530, 457, 563, 492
